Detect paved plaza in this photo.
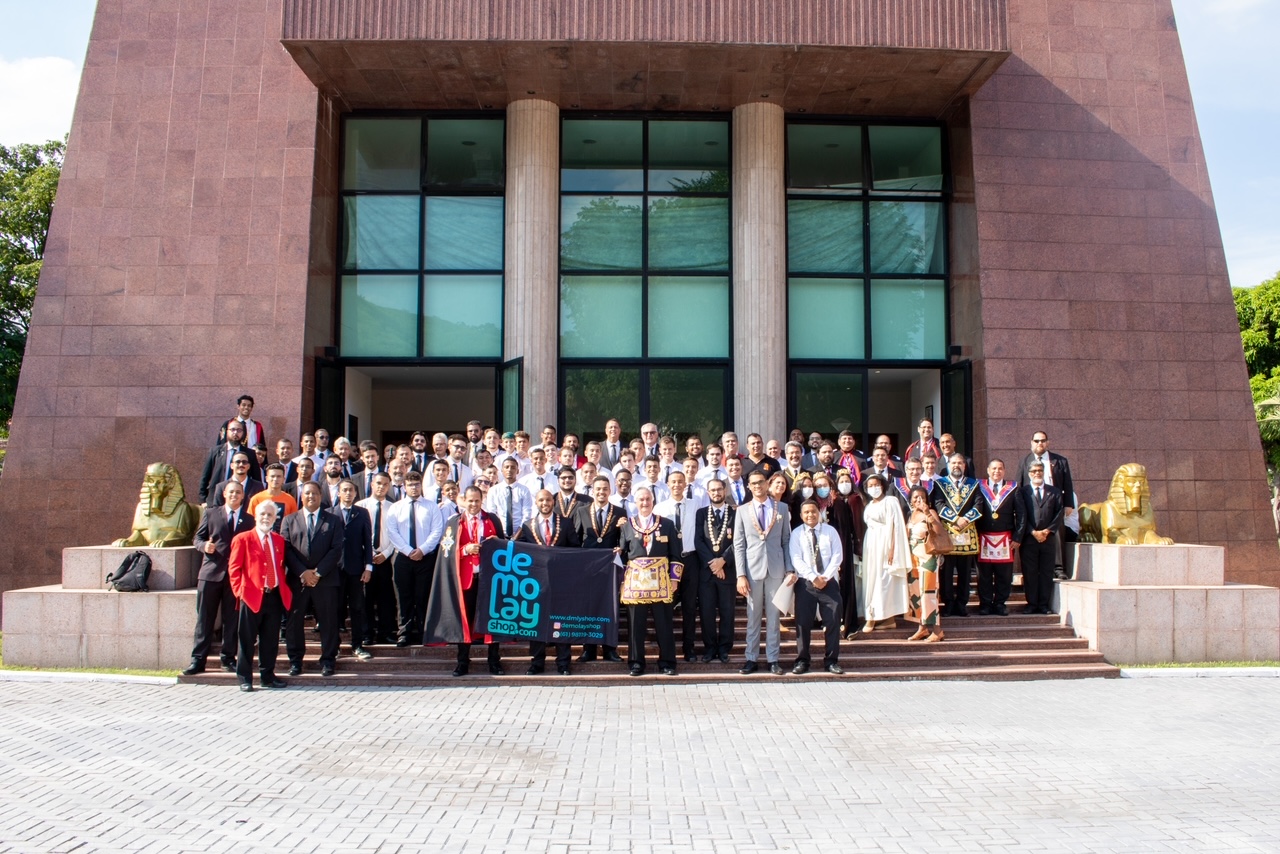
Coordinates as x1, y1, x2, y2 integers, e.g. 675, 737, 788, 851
2, 676, 1278, 852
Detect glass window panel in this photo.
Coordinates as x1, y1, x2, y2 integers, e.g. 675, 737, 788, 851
647, 196, 729, 271
649, 368, 727, 441
422, 274, 502, 357
425, 119, 504, 189
560, 276, 642, 357
869, 279, 946, 360
503, 362, 522, 433
563, 367, 641, 440
561, 196, 643, 270
340, 275, 418, 357
788, 278, 865, 359
787, 124, 862, 192
787, 199, 863, 274
562, 120, 643, 192
424, 197, 503, 270
869, 126, 943, 192
342, 195, 420, 271
869, 201, 944, 274
343, 118, 421, 191
794, 371, 864, 437
647, 120, 730, 192
648, 277, 728, 358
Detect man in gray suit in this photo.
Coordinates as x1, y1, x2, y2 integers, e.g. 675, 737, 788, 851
733, 470, 793, 675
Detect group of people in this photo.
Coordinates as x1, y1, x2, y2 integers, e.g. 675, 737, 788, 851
185, 395, 1076, 689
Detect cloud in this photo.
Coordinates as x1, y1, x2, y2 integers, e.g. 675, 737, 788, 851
0, 55, 79, 146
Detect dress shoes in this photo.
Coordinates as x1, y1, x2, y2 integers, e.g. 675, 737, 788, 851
769, 662, 785, 676
826, 663, 844, 675
603, 651, 623, 662
994, 605, 1009, 616
525, 665, 544, 676
577, 651, 597, 662
320, 664, 335, 677
700, 653, 715, 663
660, 666, 678, 676
220, 659, 236, 673
488, 663, 506, 676
977, 606, 992, 616
238, 683, 254, 693
950, 606, 969, 617
181, 660, 205, 676
263, 678, 288, 689
557, 666, 571, 675
353, 647, 373, 661
451, 666, 468, 677
396, 638, 410, 648
629, 665, 644, 677
288, 664, 302, 677
739, 661, 758, 675
792, 661, 810, 675
718, 652, 731, 664
377, 636, 397, 646
684, 654, 696, 663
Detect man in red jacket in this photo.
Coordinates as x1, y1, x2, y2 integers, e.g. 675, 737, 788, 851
229, 501, 293, 692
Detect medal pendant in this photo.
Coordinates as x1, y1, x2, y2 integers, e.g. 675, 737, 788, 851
992, 512, 999, 519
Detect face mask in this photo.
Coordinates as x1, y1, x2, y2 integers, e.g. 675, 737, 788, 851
866, 486, 883, 499
800, 487, 814, 499
838, 482, 853, 496
816, 486, 831, 498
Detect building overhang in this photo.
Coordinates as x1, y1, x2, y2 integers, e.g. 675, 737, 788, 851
281, 0, 1010, 117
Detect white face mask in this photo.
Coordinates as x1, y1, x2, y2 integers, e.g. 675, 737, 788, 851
838, 482, 853, 495
800, 487, 814, 499
866, 486, 883, 499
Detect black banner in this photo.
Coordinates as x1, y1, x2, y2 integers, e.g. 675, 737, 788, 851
476, 539, 619, 646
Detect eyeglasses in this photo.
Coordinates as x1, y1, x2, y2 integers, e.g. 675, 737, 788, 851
474, 480, 492, 487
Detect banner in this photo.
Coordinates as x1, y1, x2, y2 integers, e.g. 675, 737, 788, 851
476, 539, 620, 646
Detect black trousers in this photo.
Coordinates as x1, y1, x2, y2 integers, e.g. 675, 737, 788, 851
794, 579, 842, 666
840, 558, 861, 632
1021, 536, 1057, 610
456, 578, 501, 670
699, 562, 736, 656
392, 550, 436, 643
528, 641, 571, 669
363, 559, 397, 641
677, 552, 701, 656
235, 588, 284, 686
942, 554, 974, 614
977, 559, 1014, 609
627, 602, 676, 671
339, 571, 368, 651
286, 581, 341, 667
191, 576, 237, 665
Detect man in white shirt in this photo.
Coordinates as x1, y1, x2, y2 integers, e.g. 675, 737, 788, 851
787, 500, 844, 674
384, 471, 444, 646
696, 443, 728, 486
485, 457, 534, 538
356, 472, 397, 645
519, 447, 557, 496
632, 456, 672, 503
654, 470, 708, 661
610, 470, 638, 517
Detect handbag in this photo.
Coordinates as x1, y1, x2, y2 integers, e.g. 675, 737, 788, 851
924, 514, 953, 556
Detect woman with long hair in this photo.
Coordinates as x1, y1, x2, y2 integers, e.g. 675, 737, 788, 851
860, 474, 911, 632
906, 485, 944, 643
835, 470, 865, 639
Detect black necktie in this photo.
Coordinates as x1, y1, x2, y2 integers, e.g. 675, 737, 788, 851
505, 486, 514, 536
674, 503, 682, 537
1036, 487, 1043, 502
307, 512, 316, 543
714, 509, 723, 527
597, 508, 604, 530
366, 474, 373, 494
373, 501, 382, 549
408, 500, 418, 549
810, 527, 821, 570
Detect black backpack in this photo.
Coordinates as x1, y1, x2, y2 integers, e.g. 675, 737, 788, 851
107, 551, 152, 592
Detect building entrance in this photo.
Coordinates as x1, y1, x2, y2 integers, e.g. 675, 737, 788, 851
335, 365, 497, 448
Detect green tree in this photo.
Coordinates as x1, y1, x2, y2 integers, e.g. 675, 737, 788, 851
0, 138, 64, 430
1235, 271, 1280, 473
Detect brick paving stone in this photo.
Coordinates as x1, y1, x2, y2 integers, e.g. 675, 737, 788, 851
0, 679, 1278, 851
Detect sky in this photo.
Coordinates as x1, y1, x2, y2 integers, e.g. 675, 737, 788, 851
0, 0, 1276, 288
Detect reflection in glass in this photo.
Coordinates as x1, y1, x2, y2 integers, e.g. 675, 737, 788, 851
560, 276, 643, 358
424, 197, 504, 270
788, 278, 865, 359
503, 362, 521, 434
343, 118, 421, 191
340, 275, 418, 356
648, 120, 729, 191
787, 124, 862, 192
422, 274, 502, 357
869, 279, 946, 360
647, 196, 729, 271
648, 277, 729, 358
561, 196, 643, 270
787, 199, 863, 274
869, 201, 944, 274
342, 196, 420, 271
869, 126, 943, 191
563, 367, 641, 439
793, 371, 864, 436
649, 368, 727, 440
425, 119, 504, 189
562, 119, 643, 192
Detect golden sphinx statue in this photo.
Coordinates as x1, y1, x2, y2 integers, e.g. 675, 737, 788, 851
1078, 463, 1175, 545
112, 462, 201, 548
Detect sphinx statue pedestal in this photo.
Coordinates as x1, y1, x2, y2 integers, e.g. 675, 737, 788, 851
1058, 544, 1279, 664
2, 546, 200, 670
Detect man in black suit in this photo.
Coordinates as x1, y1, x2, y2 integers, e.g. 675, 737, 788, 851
860, 447, 902, 490
183, 480, 256, 675
619, 486, 684, 677
208, 449, 265, 507
355, 444, 384, 499
1018, 430, 1076, 576
284, 457, 316, 506
575, 476, 624, 664
1019, 461, 1064, 614
518, 489, 580, 674
695, 478, 736, 663
198, 420, 262, 503
938, 433, 975, 478
335, 479, 374, 661
281, 482, 346, 677
974, 459, 1028, 616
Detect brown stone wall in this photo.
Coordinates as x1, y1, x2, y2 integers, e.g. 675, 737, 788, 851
0, 0, 325, 600
967, 0, 1278, 581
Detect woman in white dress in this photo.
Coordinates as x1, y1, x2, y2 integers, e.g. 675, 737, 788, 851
860, 474, 912, 631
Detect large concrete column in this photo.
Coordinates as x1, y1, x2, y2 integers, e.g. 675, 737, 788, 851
731, 101, 787, 440
504, 99, 560, 431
